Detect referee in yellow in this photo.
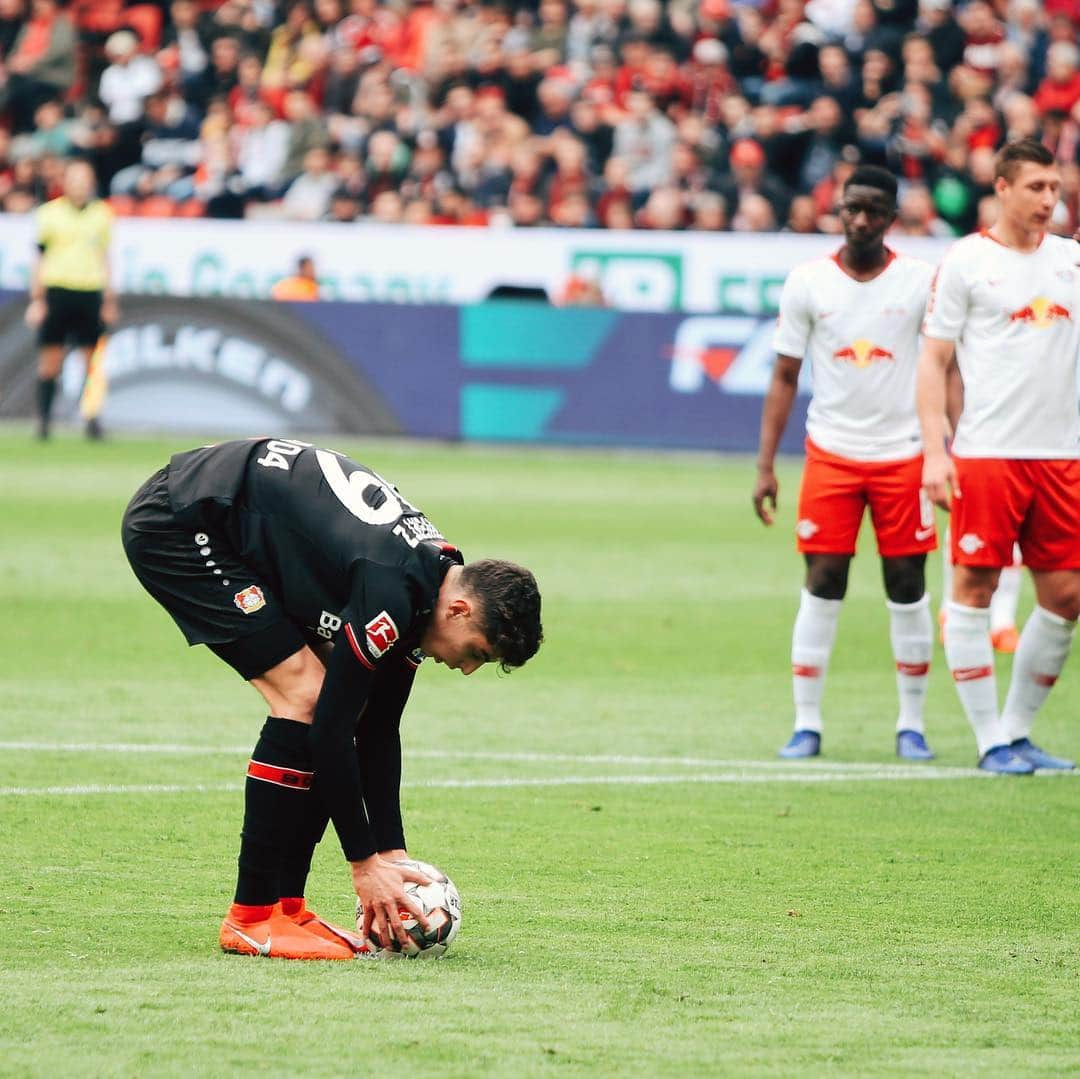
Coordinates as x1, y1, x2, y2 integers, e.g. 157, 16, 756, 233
25, 160, 117, 440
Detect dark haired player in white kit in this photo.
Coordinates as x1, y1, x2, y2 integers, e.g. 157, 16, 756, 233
123, 437, 543, 959
754, 164, 938, 761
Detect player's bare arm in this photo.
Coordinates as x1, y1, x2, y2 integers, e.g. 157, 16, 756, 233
943, 356, 963, 439
25, 256, 46, 328
915, 336, 958, 509
753, 354, 802, 525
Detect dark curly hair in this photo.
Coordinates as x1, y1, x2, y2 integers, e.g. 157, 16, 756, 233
460, 559, 543, 671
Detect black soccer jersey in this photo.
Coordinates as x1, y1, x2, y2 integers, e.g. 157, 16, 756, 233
167, 437, 462, 667
165, 436, 463, 861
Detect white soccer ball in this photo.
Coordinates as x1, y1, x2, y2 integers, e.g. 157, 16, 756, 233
356, 859, 462, 959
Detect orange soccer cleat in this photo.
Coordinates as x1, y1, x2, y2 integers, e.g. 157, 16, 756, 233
991, 626, 1019, 654
280, 898, 375, 957
219, 902, 356, 960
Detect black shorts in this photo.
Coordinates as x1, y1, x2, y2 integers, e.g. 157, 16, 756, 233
121, 467, 306, 679
39, 287, 104, 348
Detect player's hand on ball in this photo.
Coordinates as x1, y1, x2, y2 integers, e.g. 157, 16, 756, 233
383, 851, 434, 883
351, 854, 430, 949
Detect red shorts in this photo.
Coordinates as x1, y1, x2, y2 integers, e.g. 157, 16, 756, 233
796, 439, 938, 558
951, 457, 1080, 571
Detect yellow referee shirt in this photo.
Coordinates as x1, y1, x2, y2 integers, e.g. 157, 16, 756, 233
35, 196, 113, 292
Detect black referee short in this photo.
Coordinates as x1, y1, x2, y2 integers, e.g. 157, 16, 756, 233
121, 467, 306, 680
39, 286, 104, 348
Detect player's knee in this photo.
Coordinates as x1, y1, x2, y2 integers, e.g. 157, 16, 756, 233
805, 559, 848, 600
256, 648, 324, 723
883, 559, 925, 605
1044, 584, 1080, 623
952, 575, 996, 608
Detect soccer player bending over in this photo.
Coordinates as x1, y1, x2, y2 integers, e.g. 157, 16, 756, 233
917, 137, 1079, 774
123, 438, 543, 958
754, 165, 938, 761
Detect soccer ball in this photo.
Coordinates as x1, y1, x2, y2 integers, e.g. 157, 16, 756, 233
356, 859, 462, 959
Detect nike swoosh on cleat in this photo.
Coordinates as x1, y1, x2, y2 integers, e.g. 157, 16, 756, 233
225, 922, 272, 957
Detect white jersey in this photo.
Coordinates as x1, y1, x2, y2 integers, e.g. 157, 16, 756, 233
773, 249, 933, 461
923, 230, 1080, 459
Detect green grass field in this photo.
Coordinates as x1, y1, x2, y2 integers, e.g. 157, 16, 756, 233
0, 427, 1077, 1078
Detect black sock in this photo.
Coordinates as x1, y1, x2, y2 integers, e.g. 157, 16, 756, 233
36, 377, 57, 426
234, 717, 313, 907
278, 787, 331, 900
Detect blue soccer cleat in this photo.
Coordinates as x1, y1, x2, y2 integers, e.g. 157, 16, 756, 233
1008, 738, 1076, 771
778, 730, 821, 759
978, 745, 1035, 775
896, 730, 935, 760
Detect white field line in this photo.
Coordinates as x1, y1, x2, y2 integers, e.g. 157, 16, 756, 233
3, 767, 1043, 797
0, 741, 984, 773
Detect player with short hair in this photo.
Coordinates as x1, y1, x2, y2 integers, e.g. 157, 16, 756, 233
754, 164, 938, 761
123, 437, 543, 958
918, 137, 1079, 775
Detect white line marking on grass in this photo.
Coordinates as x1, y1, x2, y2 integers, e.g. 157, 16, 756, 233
2, 768, 1034, 797
0, 741, 996, 772
0, 783, 241, 796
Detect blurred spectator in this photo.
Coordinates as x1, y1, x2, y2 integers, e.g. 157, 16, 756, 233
110, 89, 200, 199
236, 99, 289, 199
14, 96, 74, 157
612, 89, 675, 195
1034, 42, 1080, 117
784, 194, 819, 233
99, 31, 162, 126
0, 0, 24, 60
558, 270, 606, 304
271, 253, 320, 299
732, 191, 777, 232
160, 0, 211, 97
717, 138, 791, 226
281, 145, 336, 219
262, 0, 322, 92
688, 190, 726, 231
894, 181, 952, 235
2, 0, 75, 132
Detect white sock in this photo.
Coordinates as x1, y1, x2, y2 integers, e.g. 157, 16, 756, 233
791, 589, 842, 733
990, 564, 1022, 632
944, 601, 1006, 756
888, 593, 932, 734
939, 525, 952, 620
1001, 606, 1077, 743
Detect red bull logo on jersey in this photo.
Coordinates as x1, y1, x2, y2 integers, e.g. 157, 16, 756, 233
234, 585, 266, 614
1007, 297, 1071, 329
832, 339, 895, 368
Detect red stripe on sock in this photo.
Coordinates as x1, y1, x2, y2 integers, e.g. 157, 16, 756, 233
1033, 673, 1058, 687
792, 664, 821, 677
951, 665, 993, 682
247, 760, 314, 789
896, 661, 930, 676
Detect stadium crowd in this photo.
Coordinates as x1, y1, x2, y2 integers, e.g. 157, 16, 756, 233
0, 0, 1077, 232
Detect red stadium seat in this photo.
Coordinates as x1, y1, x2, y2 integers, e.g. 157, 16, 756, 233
107, 194, 138, 216
123, 5, 164, 51
136, 195, 178, 217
